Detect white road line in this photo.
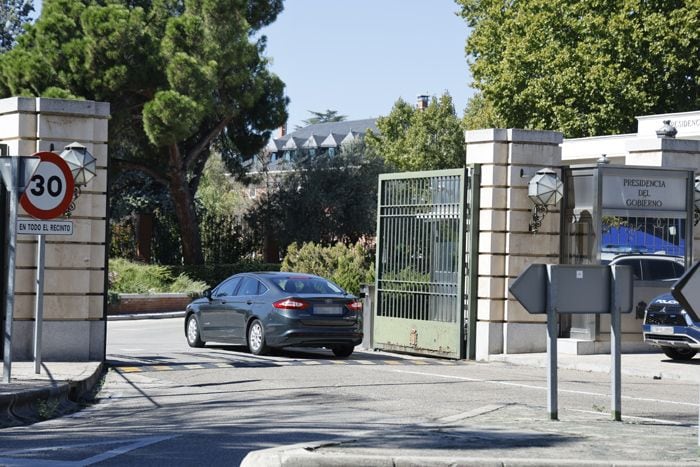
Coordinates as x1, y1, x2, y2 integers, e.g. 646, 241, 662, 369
0, 435, 178, 466
388, 368, 700, 408
567, 408, 691, 426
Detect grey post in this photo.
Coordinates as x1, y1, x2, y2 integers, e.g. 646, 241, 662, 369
610, 303, 621, 421
2, 159, 19, 383
34, 235, 46, 374
547, 306, 558, 420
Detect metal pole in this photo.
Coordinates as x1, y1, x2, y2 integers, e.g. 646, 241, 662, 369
611, 305, 621, 421
33, 235, 45, 374
2, 171, 18, 384
547, 307, 558, 420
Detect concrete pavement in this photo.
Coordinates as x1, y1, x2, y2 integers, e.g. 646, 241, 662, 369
1, 316, 699, 465
242, 351, 700, 467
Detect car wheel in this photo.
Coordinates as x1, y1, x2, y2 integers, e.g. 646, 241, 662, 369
332, 344, 354, 358
247, 319, 269, 356
662, 347, 697, 361
186, 314, 205, 348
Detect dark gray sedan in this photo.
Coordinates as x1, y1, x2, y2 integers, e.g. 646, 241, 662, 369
184, 272, 363, 357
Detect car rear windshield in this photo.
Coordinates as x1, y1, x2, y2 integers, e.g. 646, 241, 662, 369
271, 276, 344, 295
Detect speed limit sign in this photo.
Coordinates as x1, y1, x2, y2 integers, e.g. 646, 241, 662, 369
20, 152, 75, 220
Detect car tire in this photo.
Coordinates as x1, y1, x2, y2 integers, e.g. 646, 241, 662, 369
247, 319, 269, 356
662, 347, 697, 361
186, 314, 205, 348
332, 344, 354, 358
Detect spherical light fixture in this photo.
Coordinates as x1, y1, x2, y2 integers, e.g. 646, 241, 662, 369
527, 168, 563, 232
59, 142, 96, 186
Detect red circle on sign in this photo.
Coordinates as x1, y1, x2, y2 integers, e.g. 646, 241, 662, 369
20, 151, 75, 220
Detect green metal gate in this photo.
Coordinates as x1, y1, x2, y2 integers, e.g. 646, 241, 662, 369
373, 167, 479, 359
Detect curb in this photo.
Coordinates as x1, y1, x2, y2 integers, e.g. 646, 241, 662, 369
0, 362, 105, 427
241, 443, 696, 467
107, 311, 186, 321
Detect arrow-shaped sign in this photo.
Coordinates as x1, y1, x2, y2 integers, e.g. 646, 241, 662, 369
509, 263, 547, 314
671, 260, 700, 317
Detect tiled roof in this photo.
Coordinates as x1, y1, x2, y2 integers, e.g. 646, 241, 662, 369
275, 118, 378, 145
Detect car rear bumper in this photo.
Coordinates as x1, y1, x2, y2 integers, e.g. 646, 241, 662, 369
267, 326, 363, 348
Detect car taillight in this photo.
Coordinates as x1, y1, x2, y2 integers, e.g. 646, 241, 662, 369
273, 298, 310, 310
347, 300, 363, 312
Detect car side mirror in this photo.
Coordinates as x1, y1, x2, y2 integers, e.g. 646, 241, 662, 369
203, 289, 212, 301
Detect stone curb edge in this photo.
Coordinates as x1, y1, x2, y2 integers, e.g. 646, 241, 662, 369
241, 443, 694, 467
0, 362, 105, 427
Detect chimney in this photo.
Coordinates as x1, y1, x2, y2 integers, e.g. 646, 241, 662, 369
278, 123, 287, 138
416, 94, 429, 111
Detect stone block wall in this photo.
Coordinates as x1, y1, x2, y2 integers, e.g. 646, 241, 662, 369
465, 129, 563, 360
0, 97, 109, 361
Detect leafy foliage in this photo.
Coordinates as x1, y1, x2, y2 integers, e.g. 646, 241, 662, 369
457, 0, 700, 137
0, 0, 34, 52
245, 140, 388, 254
108, 258, 207, 294
0, 0, 288, 264
168, 261, 281, 289
366, 93, 464, 171
281, 242, 375, 295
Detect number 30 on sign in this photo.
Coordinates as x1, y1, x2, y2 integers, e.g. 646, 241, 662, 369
20, 152, 75, 220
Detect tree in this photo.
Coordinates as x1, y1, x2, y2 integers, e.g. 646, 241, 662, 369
245, 140, 387, 255
0, 0, 34, 52
457, 0, 700, 137
0, 0, 288, 264
297, 109, 347, 129
366, 92, 464, 171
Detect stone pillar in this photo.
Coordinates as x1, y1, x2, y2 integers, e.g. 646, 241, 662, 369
465, 129, 563, 360
0, 97, 109, 361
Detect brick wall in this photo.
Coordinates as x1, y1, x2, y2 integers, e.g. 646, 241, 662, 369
108, 294, 191, 315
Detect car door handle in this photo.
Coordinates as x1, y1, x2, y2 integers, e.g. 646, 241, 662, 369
246, 300, 253, 305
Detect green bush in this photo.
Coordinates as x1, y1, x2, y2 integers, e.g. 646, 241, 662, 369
281, 242, 374, 295
109, 258, 207, 294
167, 261, 280, 289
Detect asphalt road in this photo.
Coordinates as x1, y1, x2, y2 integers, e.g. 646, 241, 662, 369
0, 318, 697, 465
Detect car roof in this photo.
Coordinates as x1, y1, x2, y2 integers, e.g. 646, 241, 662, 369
243, 271, 325, 279
609, 254, 684, 262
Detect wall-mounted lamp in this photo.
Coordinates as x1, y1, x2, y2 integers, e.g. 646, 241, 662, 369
528, 168, 563, 232
694, 176, 700, 226
59, 142, 96, 186
58, 142, 97, 216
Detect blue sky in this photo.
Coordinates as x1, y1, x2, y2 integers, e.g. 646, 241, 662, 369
34, 0, 474, 132
261, 0, 474, 131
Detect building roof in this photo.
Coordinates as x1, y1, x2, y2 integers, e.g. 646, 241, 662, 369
272, 118, 378, 147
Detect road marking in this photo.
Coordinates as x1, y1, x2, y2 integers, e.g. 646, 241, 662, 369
184, 364, 205, 369
107, 357, 464, 373
437, 404, 509, 424
389, 368, 700, 409
0, 435, 177, 466
568, 408, 689, 426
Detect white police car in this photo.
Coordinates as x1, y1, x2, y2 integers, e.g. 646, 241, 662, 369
642, 293, 700, 360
